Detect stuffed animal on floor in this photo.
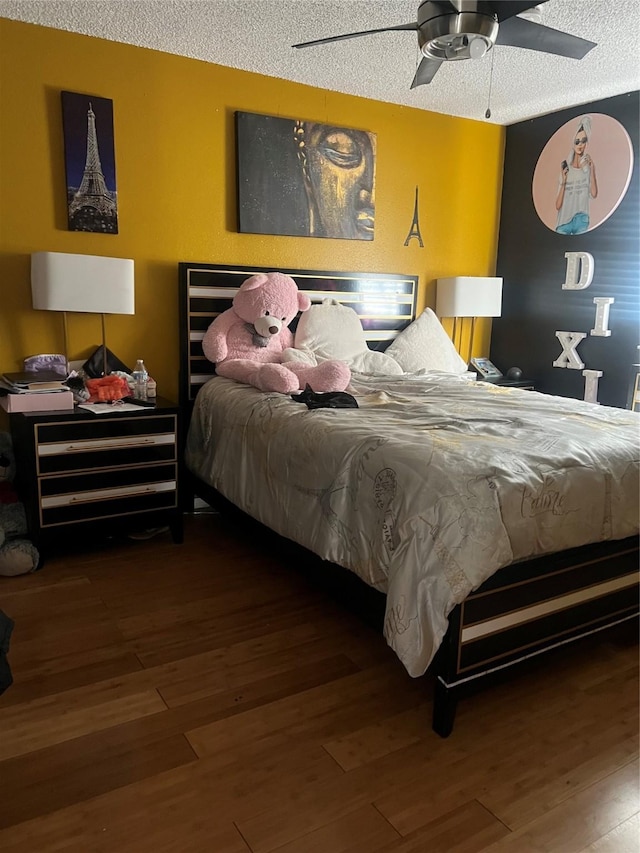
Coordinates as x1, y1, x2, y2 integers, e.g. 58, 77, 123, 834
0, 433, 40, 577
202, 272, 351, 394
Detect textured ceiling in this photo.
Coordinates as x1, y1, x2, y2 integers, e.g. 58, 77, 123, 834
1, 0, 638, 125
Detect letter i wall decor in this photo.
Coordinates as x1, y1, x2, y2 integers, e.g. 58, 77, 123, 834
61, 91, 119, 234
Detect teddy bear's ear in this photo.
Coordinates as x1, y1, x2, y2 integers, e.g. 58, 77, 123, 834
240, 274, 268, 292
298, 292, 312, 312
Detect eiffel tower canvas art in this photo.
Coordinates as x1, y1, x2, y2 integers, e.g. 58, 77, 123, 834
61, 91, 118, 234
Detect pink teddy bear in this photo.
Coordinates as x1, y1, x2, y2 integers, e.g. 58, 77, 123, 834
202, 271, 351, 394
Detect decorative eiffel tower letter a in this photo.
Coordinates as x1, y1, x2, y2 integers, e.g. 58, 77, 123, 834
404, 187, 424, 247
68, 102, 118, 233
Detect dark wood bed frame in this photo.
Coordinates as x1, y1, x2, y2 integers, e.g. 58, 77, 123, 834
178, 262, 640, 737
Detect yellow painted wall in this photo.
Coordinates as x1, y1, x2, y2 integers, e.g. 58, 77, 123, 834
0, 18, 505, 404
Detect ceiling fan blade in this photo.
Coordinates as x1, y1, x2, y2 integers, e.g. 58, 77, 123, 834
487, 1, 549, 23
410, 57, 444, 88
293, 22, 416, 49
496, 16, 596, 59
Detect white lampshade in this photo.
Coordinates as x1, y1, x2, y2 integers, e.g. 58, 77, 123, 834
436, 277, 503, 319
31, 252, 134, 315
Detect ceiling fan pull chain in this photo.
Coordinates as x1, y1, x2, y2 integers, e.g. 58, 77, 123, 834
485, 47, 495, 119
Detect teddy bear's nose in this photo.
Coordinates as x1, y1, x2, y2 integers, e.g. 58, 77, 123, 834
268, 325, 278, 335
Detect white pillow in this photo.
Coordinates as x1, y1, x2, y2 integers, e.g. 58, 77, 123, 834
385, 308, 468, 374
293, 300, 403, 375
281, 346, 318, 366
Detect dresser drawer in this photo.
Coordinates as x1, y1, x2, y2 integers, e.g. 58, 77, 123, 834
35, 414, 176, 444
38, 463, 177, 527
39, 462, 178, 498
35, 417, 177, 475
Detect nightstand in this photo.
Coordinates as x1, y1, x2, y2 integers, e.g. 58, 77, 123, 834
9, 397, 183, 554
487, 377, 535, 390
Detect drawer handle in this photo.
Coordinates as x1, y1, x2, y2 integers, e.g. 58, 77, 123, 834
70, 487, 157, 503
65, 439, 157, 451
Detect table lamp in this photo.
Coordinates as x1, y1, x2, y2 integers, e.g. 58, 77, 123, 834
436, 276, 503, 363
31, 251, 135, 375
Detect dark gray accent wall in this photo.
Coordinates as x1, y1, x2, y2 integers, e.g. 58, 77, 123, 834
491, 92, 639, 408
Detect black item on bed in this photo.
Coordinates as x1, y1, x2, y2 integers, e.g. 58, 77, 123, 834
292, 384, 359, 410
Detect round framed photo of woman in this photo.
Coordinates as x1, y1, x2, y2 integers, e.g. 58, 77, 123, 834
532, 113, 634, 236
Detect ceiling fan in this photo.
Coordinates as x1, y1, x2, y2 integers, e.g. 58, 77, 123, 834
293, 1, 597, 88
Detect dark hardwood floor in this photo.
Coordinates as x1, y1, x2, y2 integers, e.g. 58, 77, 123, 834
0, 512, 637, 852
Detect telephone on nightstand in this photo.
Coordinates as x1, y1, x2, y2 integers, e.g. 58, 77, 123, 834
470, 360, 527, 385
469, 357, 503, 379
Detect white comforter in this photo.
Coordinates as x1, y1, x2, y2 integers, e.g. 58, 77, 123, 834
185, 374, 640, 676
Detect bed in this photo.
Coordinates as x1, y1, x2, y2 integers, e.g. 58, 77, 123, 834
179, 262, 640, 736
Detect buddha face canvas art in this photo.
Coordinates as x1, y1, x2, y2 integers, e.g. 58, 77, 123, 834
236, 111, 376, 241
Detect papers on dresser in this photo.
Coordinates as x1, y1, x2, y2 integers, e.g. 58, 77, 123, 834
77, 402, 150, 414
1, 371, 69, 393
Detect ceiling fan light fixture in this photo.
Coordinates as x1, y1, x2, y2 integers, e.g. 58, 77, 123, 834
418, 7, 498, 61
469, 36, 489, 60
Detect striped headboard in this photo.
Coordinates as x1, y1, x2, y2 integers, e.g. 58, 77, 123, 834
178, 263, 419, 406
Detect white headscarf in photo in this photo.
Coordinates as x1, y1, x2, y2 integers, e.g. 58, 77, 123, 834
568, 115, 592, 167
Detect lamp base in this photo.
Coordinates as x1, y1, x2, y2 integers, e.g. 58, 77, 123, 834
101, 314, 108, 376
468, 316, 477, 364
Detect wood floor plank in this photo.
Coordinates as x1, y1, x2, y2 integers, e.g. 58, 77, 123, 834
231, 726, 466, 853
372, 687, 638, 838
477, 671, 639, 830
0, 651, 359, 826
116, 580, 315, 640
86, 521, 314, 618
268, 804, 400, 853
0, 687, 167, 761
0, 574, 143, 704
185, 662, 425, 758
158, 638, 361, 706
0, 576, 96, 615
0, 737, 342, 852
1, 648, 143, 706
357, 649, 637, 839
130, 599, 337, 667
322, 704, 429, 771
480, 726, 639, 832
478, 759, 640, 852
7, 615, 358, 714
578, 812, 640, 852
0, 810, 251, 853
452, 645, 638, 743
131, 598, 391, 672
0, 732, 197, 829
8, 604, 126, 670
375, 800, 510, 853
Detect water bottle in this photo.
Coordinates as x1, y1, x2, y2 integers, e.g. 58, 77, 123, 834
132, 359, 148, 400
